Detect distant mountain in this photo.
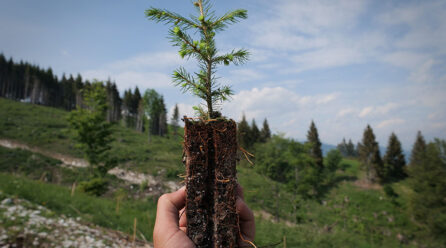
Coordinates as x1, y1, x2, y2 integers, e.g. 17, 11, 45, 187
321, 143, 337, 156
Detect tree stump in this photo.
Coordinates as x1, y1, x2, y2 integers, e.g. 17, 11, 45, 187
184, 117, 239, 248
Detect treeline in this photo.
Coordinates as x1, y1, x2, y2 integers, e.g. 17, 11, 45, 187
237, 114, 271, 148
0, 54, 170, 136
355, 125, 446, 241
252, 120, 445, 241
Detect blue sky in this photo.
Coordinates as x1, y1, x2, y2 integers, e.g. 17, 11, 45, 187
1, 0, 445, 150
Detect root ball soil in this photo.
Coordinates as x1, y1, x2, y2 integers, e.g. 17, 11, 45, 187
184, 117, 239, 248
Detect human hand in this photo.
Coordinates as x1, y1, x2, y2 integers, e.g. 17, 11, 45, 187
153, 185, 255, 248
153, 186, 195, 248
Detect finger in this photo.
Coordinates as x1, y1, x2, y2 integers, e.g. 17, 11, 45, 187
236, 183, 244, 201
155, 186, 186, 232
179, 207, 187, 227
236, 197, 255, 241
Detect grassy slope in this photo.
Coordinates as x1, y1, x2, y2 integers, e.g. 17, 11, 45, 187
0, 173, 156, 241
0, 98, 436, 247
0, 97, 183, 176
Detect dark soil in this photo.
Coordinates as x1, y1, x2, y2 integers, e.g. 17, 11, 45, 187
183, 117, 239, 248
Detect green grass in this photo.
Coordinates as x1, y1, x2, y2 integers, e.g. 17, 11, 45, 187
0, 169, 421, 247
0, 173, 157, 241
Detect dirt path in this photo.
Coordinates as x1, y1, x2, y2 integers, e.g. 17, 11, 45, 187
0, 139, 88, 168
0, 138, 181, 193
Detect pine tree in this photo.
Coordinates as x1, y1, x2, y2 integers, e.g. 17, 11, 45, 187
306, 121, 323, 171
410, 131, 427, 167
68, 81, 115, 178
408, 140, 446, 240
237, 114, 251, 148
383, 132, 406, 182
136, 99, 145, 132
260, 118, 271, 142
146, 0, 249, 118
171, 104, 180, 135
132, 87, 142, 115
250, 119, 260, 145
142, 89, 168, 136
147, 3, 250, 245
159, 96, 168, 136
122, 89, 134, 128
347, 139, 356, 157
358, 125, 384, 183
337, 138, 348, 156
74, 74, 84, 108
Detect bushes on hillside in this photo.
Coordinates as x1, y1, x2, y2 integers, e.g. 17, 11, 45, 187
255, 135, 321, 199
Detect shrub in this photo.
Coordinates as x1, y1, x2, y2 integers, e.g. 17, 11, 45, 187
78, 178, 108, 196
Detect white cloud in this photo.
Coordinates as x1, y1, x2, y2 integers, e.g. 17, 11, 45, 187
290, 47, 365, 72
82, 51, 184, 92
247, 0, 446, 80
410, 59, 436, 84
221, 87, 339, 135
228, 69, 265, 84
377, 118, 405, 129
358, 103, 399, 118
359, 107, 373, 118
337, 108, 356, 118
381, 52, 429, 70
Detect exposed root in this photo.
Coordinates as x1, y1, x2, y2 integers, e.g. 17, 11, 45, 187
239, 147, 254, 157
215, 178, 231, 183
239, 147, 255, 166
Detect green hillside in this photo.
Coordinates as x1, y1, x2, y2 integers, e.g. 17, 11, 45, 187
0, 97, 442, 247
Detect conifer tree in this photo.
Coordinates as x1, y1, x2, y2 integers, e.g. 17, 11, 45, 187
159, 96, 168, 136
410, 131, 427, 166
146, 0, 249, 118
347, 139, 357, 157
142, 89, 168, 136
171, 104, 180, 135
136, 99, 145, 133
383, 132, 406, 182
358, 125, 384, 183
237, 114, 251, 148
132, 87, 142, 114
260, 118, 271, 142
250, 119, 260, 145
68, 81, 115, 178
147, 2, 250, 246
337, 138, 348, 156
122, 89, 134, 128
306, 121, 323, 171
408, 140, 446, 240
